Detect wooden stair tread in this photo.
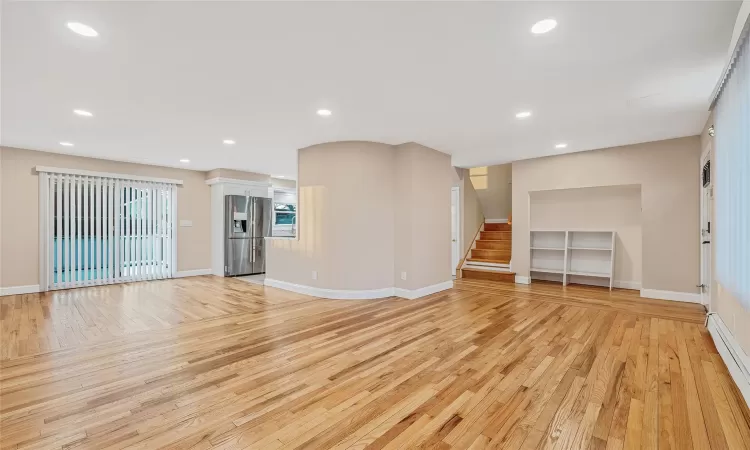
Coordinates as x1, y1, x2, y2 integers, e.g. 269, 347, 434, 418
483, 223, 512, 231
471, 249, 509, 255
480, 231, 512, 240
462, 266, 514, 273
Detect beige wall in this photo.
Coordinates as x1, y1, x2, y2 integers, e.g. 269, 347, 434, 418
471, 164, 512, 220
0, 147, 211, 288
530, 185, 642, 286
394, 143, 452, 290
267, 142, 396, 290
513, 136, 701, 293
267, 141, 452, 293
702, 114, 750, 355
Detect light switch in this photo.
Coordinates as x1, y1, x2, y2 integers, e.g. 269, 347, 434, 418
179, 220, 193, 227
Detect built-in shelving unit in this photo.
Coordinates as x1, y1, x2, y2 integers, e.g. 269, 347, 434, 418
530, 230, 616, 290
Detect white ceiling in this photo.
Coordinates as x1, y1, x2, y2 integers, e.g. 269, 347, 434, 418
1, 1, 740, 177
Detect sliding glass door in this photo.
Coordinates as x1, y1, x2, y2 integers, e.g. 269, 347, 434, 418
39, 171, 177, 290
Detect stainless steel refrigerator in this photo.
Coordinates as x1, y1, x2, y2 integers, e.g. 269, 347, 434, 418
224, 195, 272, 276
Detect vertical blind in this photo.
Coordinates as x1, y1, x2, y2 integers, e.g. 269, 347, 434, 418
714, 28, 750, 310
38, 170, 177, 290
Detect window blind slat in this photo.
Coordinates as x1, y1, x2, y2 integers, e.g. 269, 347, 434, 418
71, 177, 77, 283
97, 177, 103, 284
83, 177, 89, 284
157, 184, 163, 278
115, 180, 121, 283
136, 187, 142, 280
107, 180, 113, 283
64, 175, 71, 288
153, 184, 158, 278
147, 185, 153, 280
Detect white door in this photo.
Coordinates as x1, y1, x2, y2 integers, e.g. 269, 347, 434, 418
700, 157, 713, 307
451, 187, 460, 277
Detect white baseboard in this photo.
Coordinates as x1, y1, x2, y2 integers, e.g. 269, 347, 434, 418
614, 280, 641, 290
174, 269, 213, 278
707, 313, 750, 407
0, 285, 41, 296
515, 275, 530, 284
264, 278, 453, 300
485, 218, 509, 223
264, 278, 395, 300
394, 281, 453, 300
640, 288, 701, 303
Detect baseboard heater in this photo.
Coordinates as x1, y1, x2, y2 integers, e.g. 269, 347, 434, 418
707, 312, 750, 407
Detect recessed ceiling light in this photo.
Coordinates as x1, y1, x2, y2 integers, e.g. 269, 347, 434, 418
555, 143, 568, 149
531, 19, 557, 35
223, 139, 235, 145
180, 159, 190, 163
317, 109, 332, 117
274, 175, 286, 178
60, 141, 74, 147
515, 111, 532, 119
73, 109, 93, 117
66, 22, 98, 37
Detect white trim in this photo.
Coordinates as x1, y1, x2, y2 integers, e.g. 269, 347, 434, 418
0, 285, 41, 296
394, 281, 453, 300
451, 186, 461, 277
639, 288, 702, 304
613, 280, 641, 290
515, 275, 530, 284
35, 166, 183, 185
707, 313, 750, 407
174, 269, 212, 278
484, 218, 509, 223
205, 177, 271, 188
264, 279, 453, 300
271, 186, 297, 194
264, 278, 395, 300
38, 172, 49, 291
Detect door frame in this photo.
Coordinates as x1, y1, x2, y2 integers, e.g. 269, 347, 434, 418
699, 146, 713, 309
451, 186, 461, 277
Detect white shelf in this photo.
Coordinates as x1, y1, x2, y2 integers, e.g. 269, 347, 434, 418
530, 230, 616, 290
531, 267, 564, 274
567, 270, 610, 278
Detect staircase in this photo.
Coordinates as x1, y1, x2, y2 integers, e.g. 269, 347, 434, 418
461, 222, 515, 282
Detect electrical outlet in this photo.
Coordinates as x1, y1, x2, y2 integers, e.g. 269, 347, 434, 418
401, 271, 407, 281
311, 270, 318, 280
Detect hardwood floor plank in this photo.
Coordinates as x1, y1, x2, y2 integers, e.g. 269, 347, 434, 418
0, 277, 744, 450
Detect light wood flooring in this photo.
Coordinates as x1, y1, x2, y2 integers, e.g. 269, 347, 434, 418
1, 277, 749, 449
